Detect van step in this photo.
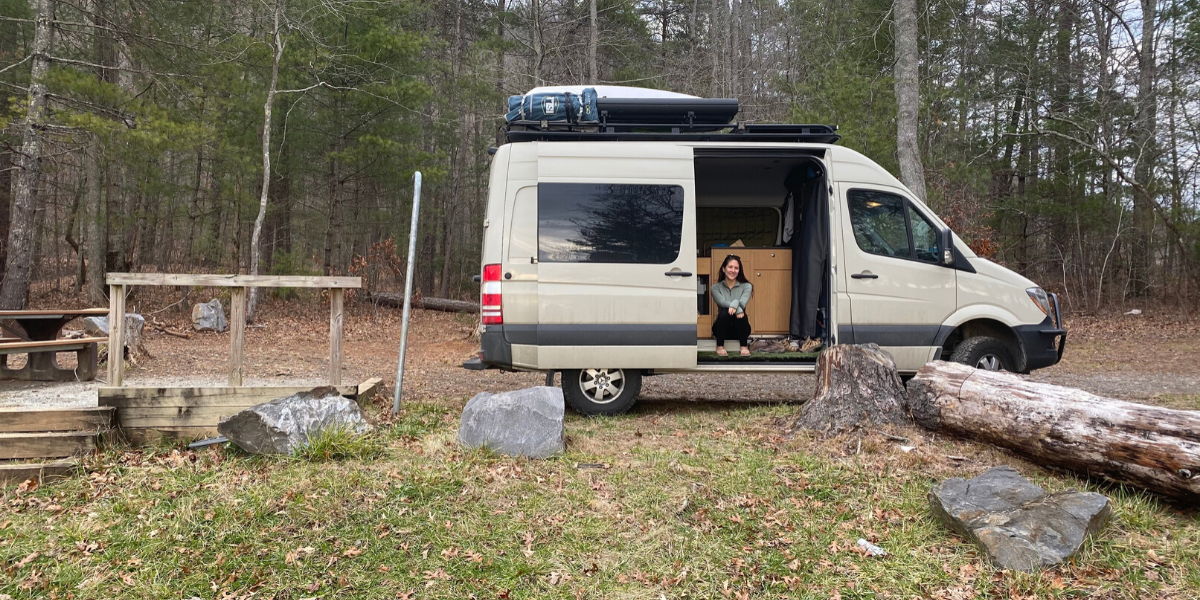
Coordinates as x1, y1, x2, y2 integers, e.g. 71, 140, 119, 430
0, 458, 78, 486
0, 432, 97, 460
0, 406, 115, 433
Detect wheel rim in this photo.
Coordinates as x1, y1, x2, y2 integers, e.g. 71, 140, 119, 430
976, 354, 1001, 371
578, 368, 625, 404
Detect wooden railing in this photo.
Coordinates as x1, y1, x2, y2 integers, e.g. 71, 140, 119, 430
105, 274, 362, 387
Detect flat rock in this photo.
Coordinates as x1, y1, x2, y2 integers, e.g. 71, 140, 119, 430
458, 386, 564, 459
218, 387, 371, 455
192, 298, 228, 332
930, 466, 1110, 571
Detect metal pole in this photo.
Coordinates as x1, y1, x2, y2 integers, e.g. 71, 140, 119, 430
394, 171, 422, 414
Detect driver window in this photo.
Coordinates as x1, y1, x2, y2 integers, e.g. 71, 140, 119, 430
848, 190, 911, 259
909, 206, 939, 264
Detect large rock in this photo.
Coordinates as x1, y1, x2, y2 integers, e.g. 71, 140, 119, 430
218, 387, 372, 455
929, 466, 1111, 571
458, 387, 564, 459
192, 299, 228, 332
789, 343, 911, 433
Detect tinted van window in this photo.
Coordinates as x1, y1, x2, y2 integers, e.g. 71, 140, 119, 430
538, 183, 684, 263
847, 190, 911, 258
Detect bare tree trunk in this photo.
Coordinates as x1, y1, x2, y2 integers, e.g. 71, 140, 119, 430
1130, 0, 1157, 297
0, 0, 54, 309
247, 0, 284, 323
84, 145, 106, 304
710, 0, 722, 97
893, 0, 928, 202
588, 0, 598, 82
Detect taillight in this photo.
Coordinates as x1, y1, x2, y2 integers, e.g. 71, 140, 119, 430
481, 263, 503, 325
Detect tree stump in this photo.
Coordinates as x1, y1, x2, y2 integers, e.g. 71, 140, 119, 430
789, 343, 911, 433
908, 361, 1200, 502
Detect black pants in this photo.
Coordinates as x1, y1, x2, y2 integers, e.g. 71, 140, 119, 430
712, 310, 751, 347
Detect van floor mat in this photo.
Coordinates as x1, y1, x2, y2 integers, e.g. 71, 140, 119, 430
697, 351, 820, 362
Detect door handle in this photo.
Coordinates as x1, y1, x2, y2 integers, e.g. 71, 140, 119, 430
665, 271, 693, 277
851, 272, 879, 279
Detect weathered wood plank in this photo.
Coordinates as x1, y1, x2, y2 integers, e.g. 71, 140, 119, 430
106, 273, 362, 288
112, 406, 251, 428
0, 309, 109, 317
0, 459, 78, 485
0, 407, 114, 433
329, 288, 343, 386
0, 336, 107, 354
0, 432, 96, 459
357, 377, 383, 403
98, 385, 357, 407
229, 287, 246, 387
908, 360, 1200, 501
115, 427, 219, 445
108, 285, 125, 386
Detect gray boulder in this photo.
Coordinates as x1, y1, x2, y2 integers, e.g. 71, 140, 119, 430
458, 386, 564, 459
218, 387, 372, 455
930, 466, 1111, 571
192, 299, 228, 332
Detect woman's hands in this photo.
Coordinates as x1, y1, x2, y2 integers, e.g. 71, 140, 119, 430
736, 312, 745, 319
728, 307, 736, 316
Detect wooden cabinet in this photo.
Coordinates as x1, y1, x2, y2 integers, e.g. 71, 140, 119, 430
701, 248, 792, 338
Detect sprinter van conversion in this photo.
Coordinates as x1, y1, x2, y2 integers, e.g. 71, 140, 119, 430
466, 86, 1065, 415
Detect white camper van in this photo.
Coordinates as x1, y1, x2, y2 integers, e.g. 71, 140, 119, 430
466, 87, 1065, 415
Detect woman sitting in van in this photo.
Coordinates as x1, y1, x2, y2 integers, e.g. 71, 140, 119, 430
712, 254, 753, 356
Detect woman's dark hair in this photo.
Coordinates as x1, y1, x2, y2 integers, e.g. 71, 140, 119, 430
719, 254, 749, 284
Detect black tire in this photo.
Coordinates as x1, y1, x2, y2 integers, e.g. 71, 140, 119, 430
561, 368, 642, 416
949, 336, 1015, 372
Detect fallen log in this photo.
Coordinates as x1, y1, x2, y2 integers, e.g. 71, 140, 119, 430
907, 361, 1200, 501
368, 293, 479, 314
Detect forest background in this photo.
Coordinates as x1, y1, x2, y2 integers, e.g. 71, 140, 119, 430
1, 0, 1198, 317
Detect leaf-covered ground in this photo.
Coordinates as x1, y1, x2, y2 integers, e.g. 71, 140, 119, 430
2, 298, 1199, 598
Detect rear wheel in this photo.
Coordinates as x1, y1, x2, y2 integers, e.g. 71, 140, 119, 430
561, 368, 642, 416
950, 336, 1015, 372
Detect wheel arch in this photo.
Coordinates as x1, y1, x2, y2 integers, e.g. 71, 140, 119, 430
936, 316, 1028, 372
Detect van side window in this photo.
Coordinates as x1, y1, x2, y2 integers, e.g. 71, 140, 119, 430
537, 183, 684, 263
847, 190, 911, 258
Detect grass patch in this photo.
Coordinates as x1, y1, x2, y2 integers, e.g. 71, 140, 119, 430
292, 425, 385, 462
1156, 394, 1200, 411
1, 399, 1197, 599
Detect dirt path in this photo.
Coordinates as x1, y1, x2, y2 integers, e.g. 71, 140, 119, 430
3, 301, 1197, 409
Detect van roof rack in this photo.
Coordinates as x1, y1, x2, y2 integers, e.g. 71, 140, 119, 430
504, 121, 841, 144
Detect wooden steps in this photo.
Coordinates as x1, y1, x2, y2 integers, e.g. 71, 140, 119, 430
0, 406, 113, 486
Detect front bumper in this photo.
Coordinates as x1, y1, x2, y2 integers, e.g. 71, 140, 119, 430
1014, 292, 1066, 371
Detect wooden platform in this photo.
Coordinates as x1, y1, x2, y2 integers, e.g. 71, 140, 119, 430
0, 406, 113, 486
99, 384, 362, 444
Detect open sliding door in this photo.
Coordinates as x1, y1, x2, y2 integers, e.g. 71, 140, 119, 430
534, 142, 697, 369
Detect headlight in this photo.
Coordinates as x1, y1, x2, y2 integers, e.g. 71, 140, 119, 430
1026, 287, 1051, 316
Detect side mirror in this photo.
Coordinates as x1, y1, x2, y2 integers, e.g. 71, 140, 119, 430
940, 229, 955, 266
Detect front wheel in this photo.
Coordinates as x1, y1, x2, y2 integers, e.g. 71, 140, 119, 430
561, 368, 642, 416
949, 336, 1015, 372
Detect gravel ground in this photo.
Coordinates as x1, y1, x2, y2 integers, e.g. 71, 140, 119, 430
2, 304, 1196, 410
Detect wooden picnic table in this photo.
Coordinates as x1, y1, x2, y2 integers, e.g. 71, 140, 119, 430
0, 308, 109, 382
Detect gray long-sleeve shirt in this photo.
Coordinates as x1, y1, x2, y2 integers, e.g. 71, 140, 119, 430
711, 280, 752, 313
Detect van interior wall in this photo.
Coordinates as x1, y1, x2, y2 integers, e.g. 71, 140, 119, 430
694, 155, 830, 342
